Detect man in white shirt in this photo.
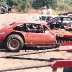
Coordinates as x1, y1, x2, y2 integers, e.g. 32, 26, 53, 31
41, 6, 50, 15
48, 7, 53, 15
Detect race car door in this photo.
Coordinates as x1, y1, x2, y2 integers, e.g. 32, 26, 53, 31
25, 23, 53, 46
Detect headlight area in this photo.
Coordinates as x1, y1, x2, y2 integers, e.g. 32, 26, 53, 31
0, 32, 5, 43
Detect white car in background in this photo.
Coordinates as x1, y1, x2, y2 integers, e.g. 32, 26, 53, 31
31, 15, 57, 21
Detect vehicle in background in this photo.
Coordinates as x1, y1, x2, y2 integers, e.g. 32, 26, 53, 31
31, 15, 55, 21
0, 4, 11, 14
48, 15, 72, 31
59, 12, 72, 15
46, 16, 72, 44
0, 21, 59, 52
39, 15, 53, 21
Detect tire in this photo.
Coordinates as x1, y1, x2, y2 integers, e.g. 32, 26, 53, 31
6, 34, 24, 52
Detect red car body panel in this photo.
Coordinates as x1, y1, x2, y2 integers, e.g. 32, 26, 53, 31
0, 21, 57, 48
59, 12, 72, 15
9, 21, 47, 28
0, 28, 14, 43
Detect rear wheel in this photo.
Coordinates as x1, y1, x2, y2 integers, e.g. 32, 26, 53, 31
6, 34, 24, 52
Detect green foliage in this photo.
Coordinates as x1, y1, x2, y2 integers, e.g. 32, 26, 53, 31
32, 0, 46, 9
0, 0, 33, 12
0, 0, 71, 12
6, 0, 15, 6
32, 0, 57, 9
56, 0, 72, 11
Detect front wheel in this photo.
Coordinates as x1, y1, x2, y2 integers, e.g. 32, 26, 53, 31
6, 34, 24, 52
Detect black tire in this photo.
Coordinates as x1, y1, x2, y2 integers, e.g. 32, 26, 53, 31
6, 34, 24, 52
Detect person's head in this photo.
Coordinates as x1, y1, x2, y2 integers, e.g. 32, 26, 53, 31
43, 6, 47, 9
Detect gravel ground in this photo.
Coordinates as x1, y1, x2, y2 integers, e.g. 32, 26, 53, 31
0, 48, 71, 72
0, 13, 40, 28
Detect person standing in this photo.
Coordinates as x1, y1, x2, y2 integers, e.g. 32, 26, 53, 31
0, 4, 2, 13
0, 4, 6, 14
41, 6, 50, 15
48, 7, 53, 15
3, 3, 9, 13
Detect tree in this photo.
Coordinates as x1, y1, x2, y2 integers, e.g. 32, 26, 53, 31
56, 0, 72, 11
0, 0, 71, 12
0, 0, 33, 12
12, 0, 33, 12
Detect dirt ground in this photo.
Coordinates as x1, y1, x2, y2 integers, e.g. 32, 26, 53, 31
0, 48, 72, 72
0, 13, 72, 72
0, 13, 40, 29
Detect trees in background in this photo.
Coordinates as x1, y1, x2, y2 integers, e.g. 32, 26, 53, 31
0, 0, 33, 12
0, 0, 72, 12
32, 0, 57, 9
56, 0, 72, 12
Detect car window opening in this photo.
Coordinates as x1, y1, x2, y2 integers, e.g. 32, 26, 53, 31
14, 23, 46, 33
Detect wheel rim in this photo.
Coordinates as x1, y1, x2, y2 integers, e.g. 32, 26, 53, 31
8, 38, 20, 50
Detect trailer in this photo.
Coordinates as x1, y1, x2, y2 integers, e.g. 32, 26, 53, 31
51, 60, 72, 72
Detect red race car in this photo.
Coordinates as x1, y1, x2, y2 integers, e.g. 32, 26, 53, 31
0, 21, 59, 52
